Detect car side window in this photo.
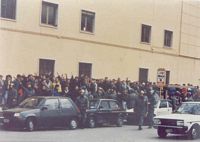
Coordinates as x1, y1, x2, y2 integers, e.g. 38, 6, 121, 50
60, 99, 73, 109
192, 105, 200, 115
110, 101, 120, 110
44, 99, 59, 110
168, 102, 172, 108
99, 101, 110, 109
159, 101, 167, 108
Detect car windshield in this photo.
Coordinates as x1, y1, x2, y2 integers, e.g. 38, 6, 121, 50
19, 98, 44, 108
89, 100, 99, 109
176, 103, 200, 114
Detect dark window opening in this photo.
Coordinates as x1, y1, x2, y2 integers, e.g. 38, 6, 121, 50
164, 30, 173, 47
79, 62, 92, 78
39, 59, 55, 77
139, 68, 148, 83
0, 0, 16, 19
81, 10, 95, 33
141, 24, 151, 43
166, 70, 170, 85
41, 1, 58, 26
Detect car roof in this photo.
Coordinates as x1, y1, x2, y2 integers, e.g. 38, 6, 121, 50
90, 99, 117, 101
28, 96, 69, 99
182, 101, 200, 104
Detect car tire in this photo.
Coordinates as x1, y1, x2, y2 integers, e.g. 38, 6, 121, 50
116, 117, 123, 127
188, 125, 200, 140
69, 119, 78, 130
88, 117, 96, 128
157, 128, 167, 138
26, 118, 36, 131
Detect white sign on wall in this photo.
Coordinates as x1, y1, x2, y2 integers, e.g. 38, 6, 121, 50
157, 68, 166, 87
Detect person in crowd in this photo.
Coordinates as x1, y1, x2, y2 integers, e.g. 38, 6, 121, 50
3, 75, 12, 105
7, 82, 18, 108
23, 82, 36, 98
134, 90, 148, 130
147, 88, 156, 128
75, 89, 89, 128
52, 84, 61, 96
0, 75, 4, 105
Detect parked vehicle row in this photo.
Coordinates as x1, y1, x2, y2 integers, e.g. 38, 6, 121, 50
0, 96, 126, 131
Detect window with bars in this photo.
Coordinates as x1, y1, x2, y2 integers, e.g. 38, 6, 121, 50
81, 10, 95, 33
41, 1, 58, 27
141, 24, 151, 43
0, 0, 16, 19
164, 30, 173, 47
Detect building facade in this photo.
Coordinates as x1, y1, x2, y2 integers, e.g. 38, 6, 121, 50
0, 0, 200, 85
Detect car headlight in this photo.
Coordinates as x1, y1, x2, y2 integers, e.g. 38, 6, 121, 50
154, 118, 161, 125
14, 113, 20, 117
176, 120, 184, 126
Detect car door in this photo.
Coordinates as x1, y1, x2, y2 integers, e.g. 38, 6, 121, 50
109, 100, 121, 122
40, 98, 61, 128
59, 98, 75, 126
97, 100, 111, 123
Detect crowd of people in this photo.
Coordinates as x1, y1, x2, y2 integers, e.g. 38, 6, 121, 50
0, 73, 200, 129
0, 74, 200, 108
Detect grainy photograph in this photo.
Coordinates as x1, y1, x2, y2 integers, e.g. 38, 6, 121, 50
0, 0, 200, 142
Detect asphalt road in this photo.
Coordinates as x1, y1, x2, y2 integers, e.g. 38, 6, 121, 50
0, 125, 199, 142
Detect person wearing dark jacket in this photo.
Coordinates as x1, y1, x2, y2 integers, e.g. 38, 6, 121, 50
147, 89, 156, 128
134, 90, 148, 130
75, 89, 89, 128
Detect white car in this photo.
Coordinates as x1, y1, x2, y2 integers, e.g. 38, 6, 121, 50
154, 101, 200, 139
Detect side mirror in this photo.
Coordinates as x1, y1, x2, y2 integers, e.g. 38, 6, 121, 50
41, 106, 48, 111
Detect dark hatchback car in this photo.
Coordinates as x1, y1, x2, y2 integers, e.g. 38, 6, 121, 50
0, 96, 81, 131
86, 99, 126, 128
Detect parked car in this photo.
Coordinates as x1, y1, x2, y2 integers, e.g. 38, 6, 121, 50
0, 96, 81, 131
126, 99, 172, 124
86, 99, 126, 128
154, 101, 200, 139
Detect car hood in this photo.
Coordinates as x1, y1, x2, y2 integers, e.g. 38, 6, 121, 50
155, 113, 199, 121
3, 107, 32, 113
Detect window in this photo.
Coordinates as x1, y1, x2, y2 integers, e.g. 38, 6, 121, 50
39, 59, 55, 77
99, 101, 110, 110
164, 30, 173, 47
109, 101, 120, 110
81, 10, 95, 33
159, 100, 168, 108
79, 62, 92, 78
44, 99, 59, 110
0, 0, 16, 19
139, 68, 148, 83
60, 99, 73, 109
41, 1, 58, 26
141, 24, 151, 43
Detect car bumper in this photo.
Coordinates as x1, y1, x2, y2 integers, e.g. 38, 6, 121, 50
0, 116, 25, 129
154, 125, 188, 134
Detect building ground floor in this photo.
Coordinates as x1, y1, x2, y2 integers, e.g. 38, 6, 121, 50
1, 29, 200, 85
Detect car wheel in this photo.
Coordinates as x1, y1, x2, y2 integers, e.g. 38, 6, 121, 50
188, 125, 200, 140
116, 117, 123, 127
157, 128, 167, 138
88, 117, 96, 128
26, 118, 36, 131
69, 119, 78, 130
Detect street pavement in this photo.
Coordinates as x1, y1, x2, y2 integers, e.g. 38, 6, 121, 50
0, 125, 199, 142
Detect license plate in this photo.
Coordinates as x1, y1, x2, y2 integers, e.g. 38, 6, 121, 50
3, 119, 9, 123
166, 129, 172, 133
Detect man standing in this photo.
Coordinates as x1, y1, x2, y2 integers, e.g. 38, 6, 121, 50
147, 88, 156, 128
135, 90, 148, 130
75, 89, 89, 128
